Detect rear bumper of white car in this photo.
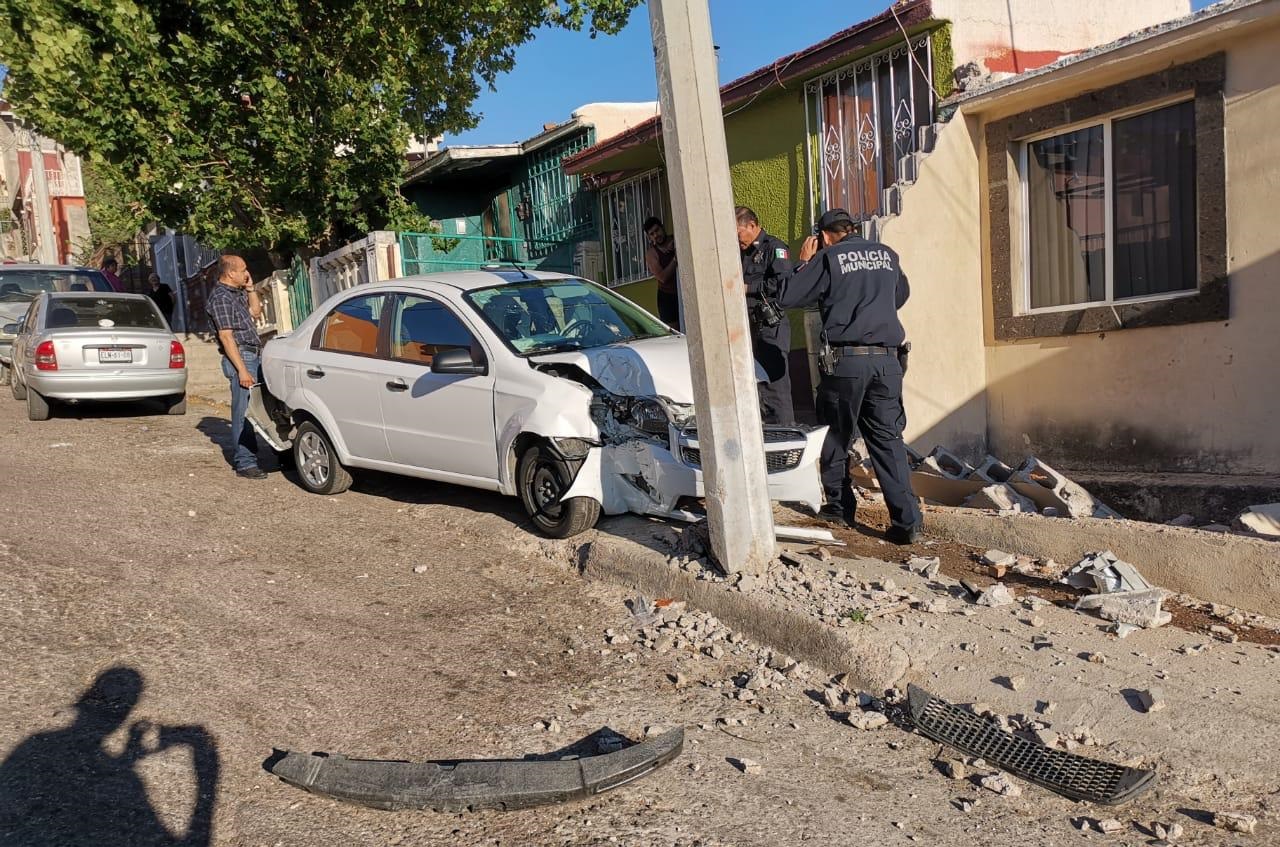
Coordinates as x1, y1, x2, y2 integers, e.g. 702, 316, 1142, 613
26, 368, 188, 400
564, 425, 827, 517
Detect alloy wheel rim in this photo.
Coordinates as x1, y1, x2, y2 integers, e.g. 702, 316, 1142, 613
299, 431, 331, 487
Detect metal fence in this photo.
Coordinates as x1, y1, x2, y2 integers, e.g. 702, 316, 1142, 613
399, 232, 573, 275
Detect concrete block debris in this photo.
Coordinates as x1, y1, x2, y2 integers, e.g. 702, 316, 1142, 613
1152, 822, 1184, 841
905, 555, 941, 579
1011, 457, 1121, 520
1238, 503, 1280, 537
729, 757, 763, 775
1077, 589, 1172, 630
979, 772, 1023, 797
1063, 551, 1153, 594
1136, 688, 1165, 713
982, 550, 1018, 568
916, 446, 976, 480
963, 484, 1037, 513
968, 454, 1015, 484
1166, 514, 1197, 527
1214, 811, 1258, 834
977, 584, 1014, 607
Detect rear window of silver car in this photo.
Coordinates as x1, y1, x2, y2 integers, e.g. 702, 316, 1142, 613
45, 296, 166, 330
0, 270, 113, 301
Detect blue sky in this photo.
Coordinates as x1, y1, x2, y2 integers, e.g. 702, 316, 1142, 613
448, 0, 1218, 145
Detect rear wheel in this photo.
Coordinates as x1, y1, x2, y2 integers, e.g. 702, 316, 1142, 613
516, 443, 600, 538
165, 393, 187, 416
292, 420, 352, 495
0, 364, 9, 386
10, 370, 26, 400
27, 388, 50, 421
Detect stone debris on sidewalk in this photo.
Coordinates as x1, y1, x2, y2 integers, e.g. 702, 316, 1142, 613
963, 484, 1037, 513
1066, 552, 1173, 631
1237, 503, 1280, 537
1151, 821, 1184, 841
1213, 811, 1258, 834
1136, 688, 1165, 713
1064, 551, 1153, 593
979, 772, 1023, 797
905, 555, 941, 580
729, 757, 763, 775
976, 584, 1014, 607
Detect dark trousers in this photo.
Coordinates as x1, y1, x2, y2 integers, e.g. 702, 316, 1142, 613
815, 354, 921, 531
752, 313, 794, 426
656, 288, 680, 329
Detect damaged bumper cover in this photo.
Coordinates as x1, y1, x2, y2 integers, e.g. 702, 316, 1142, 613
563, 425, 827, 517
267, 727, 684, 812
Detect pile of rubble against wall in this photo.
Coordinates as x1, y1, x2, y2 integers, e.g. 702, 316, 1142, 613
849, 442, 1121, 520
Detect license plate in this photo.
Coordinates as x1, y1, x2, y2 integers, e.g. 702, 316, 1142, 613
98, 347, 133, 364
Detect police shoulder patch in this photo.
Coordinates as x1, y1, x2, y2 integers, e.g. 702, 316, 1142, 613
774, 247, 789, 260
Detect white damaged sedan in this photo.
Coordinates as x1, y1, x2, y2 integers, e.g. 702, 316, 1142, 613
250, 269, 826, 537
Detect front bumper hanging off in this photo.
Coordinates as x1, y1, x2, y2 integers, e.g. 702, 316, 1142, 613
267, 727, 684, 812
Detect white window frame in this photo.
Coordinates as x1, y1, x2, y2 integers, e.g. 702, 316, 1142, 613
602, 169, 666, 288
1018, 94, 1198, 316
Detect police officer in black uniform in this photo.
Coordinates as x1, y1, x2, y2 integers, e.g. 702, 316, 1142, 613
736, 206, 795, 425
776, 208, 922, 544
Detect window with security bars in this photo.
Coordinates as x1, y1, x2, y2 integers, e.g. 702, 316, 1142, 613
602, 170, 666, 287
519, 130, 595, 258
1022, 99, 1197, 311
805, 34, 935, 223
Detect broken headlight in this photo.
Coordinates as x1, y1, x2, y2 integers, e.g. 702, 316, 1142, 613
549, 436, 598, 460
625, 397, 670, 437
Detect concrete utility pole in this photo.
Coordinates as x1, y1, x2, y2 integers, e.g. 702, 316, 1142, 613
23, 128, 59, 264
648, 0, 776, 575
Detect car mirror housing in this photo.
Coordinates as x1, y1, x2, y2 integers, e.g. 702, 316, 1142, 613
1, 323, 19, 335
431, 347, 487, 376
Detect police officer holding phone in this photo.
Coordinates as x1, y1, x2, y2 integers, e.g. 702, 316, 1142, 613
775, 208, 922, 544
736, 206, 794, 425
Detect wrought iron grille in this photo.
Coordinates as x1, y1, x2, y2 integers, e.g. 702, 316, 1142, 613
804, 33, 936, 223
519, 129, 596, 258
603, 170, 666, 287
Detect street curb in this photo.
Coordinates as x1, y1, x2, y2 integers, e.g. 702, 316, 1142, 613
572, 530, 914, 693
922, 507, 1280, 617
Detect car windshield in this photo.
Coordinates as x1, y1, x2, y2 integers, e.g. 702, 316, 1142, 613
45, 296, 166, 330
0, 269, 113, 302
464, 278, 672, 356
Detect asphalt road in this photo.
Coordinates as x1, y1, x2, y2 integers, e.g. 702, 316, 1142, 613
0, 395, 1265, 846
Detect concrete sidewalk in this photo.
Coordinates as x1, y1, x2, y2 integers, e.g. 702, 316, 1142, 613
182, 335, 231, 407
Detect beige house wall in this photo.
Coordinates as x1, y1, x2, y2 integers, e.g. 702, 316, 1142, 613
980, 23, 1280, 475
878, 116, 988, 460
935, 0, 1191, 74
572, 103, 660, 145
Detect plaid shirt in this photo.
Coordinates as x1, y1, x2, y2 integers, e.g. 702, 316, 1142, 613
206, 282, 259, 355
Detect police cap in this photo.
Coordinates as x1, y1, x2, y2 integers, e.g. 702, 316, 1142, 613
816, 209, 855, 232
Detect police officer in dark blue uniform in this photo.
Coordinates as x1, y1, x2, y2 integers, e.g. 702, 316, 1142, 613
735, 206, 794, 425
776, 208, 922, 544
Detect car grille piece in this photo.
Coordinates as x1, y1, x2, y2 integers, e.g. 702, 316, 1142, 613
681, 446, 803, 474
906, 685, 1156, 806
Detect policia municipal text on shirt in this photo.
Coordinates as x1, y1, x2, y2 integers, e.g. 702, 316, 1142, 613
735, 206, 795, 426
775, 209, 922, 544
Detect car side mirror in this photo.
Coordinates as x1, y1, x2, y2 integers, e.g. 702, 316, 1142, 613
431, 347, 487, 376
2, 323, 19, 335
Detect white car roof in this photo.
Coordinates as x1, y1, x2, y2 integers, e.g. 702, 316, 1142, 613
0, 263, 102, 273
364, 268, 577, 294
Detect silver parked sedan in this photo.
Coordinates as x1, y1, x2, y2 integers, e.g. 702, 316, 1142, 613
5, 292, 188, 420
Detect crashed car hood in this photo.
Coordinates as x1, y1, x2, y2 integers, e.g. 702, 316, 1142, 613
530, 335, 766, 400
531, 335, 697, 400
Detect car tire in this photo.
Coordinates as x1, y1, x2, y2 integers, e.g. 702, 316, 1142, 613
166, 393, 187, 416
292, 420, 352, 495
10, 370, 26, 400
517, 443, 600, 538
27, 388, 51, 421
0, 364, 9, 386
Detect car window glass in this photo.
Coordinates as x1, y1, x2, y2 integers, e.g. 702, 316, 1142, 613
46, 296, 166, 329
317, 294, 386, 356
391, 295, 478, 366
0, 270, 112, 301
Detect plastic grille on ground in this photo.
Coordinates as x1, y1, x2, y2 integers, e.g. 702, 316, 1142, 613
906, 684, 1156, 806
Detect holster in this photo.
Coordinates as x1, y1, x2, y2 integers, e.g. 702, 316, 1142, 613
817, 333, 836, 377
897, 340, 912, 375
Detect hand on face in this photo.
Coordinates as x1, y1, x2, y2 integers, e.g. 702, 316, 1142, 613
799, 235, 821, 262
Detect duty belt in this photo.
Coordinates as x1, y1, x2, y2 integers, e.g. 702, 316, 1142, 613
832, 344, 892, 356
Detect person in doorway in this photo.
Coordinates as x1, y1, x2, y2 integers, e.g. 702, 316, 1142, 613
205, 254, 266, 479
776, 208, 922, 544
101, 257, 125, 293
147, 273, 175, 325
643, 217, 680, 328
736, 206, 795, 426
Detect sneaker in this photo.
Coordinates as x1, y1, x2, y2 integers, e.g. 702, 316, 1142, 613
818, 504, 852, 528
235, 466, 268, 480
886, 525, 923, 545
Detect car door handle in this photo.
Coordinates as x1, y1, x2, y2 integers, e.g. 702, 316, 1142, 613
306, 368, 325, 379
386, 379, 408, 392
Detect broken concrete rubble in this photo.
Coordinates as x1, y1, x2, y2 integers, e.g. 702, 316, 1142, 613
1064, 551, 1153, 594
917, 447, 975, 480
1214, 811, 1258, 834
1137, 688, 1165, 713
905, 555, 941, 580
982, 550, 1017, 568
963, 484, 1037, 514
1077, 589, 1172, 630
976, 584, 1014, 607
1011, 457, 1122, 520
1238, 503, 1280, 538
979, 772, 1023, 797
968, 455, 1015, 484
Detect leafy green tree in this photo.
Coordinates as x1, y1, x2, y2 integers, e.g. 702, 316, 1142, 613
0, 0, 638, 255
80, 161, 149, 256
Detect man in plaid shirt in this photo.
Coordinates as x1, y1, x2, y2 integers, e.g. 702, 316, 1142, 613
205, 255, 266, 478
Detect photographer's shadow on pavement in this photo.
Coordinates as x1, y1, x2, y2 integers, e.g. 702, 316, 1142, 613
0, 667, 219, 847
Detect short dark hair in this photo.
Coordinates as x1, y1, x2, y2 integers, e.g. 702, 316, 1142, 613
103, 257, 118, 269
642, 217, 664, 233
734, 206, 758, 226
823, 221, 856, 237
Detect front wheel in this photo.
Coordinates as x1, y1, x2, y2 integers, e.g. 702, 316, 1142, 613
292, 420, 352, 495
516, 443, 600, 538
165, 393, 187, 416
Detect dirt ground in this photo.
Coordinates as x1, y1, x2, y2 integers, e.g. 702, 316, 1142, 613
1, 396, 1277, 846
